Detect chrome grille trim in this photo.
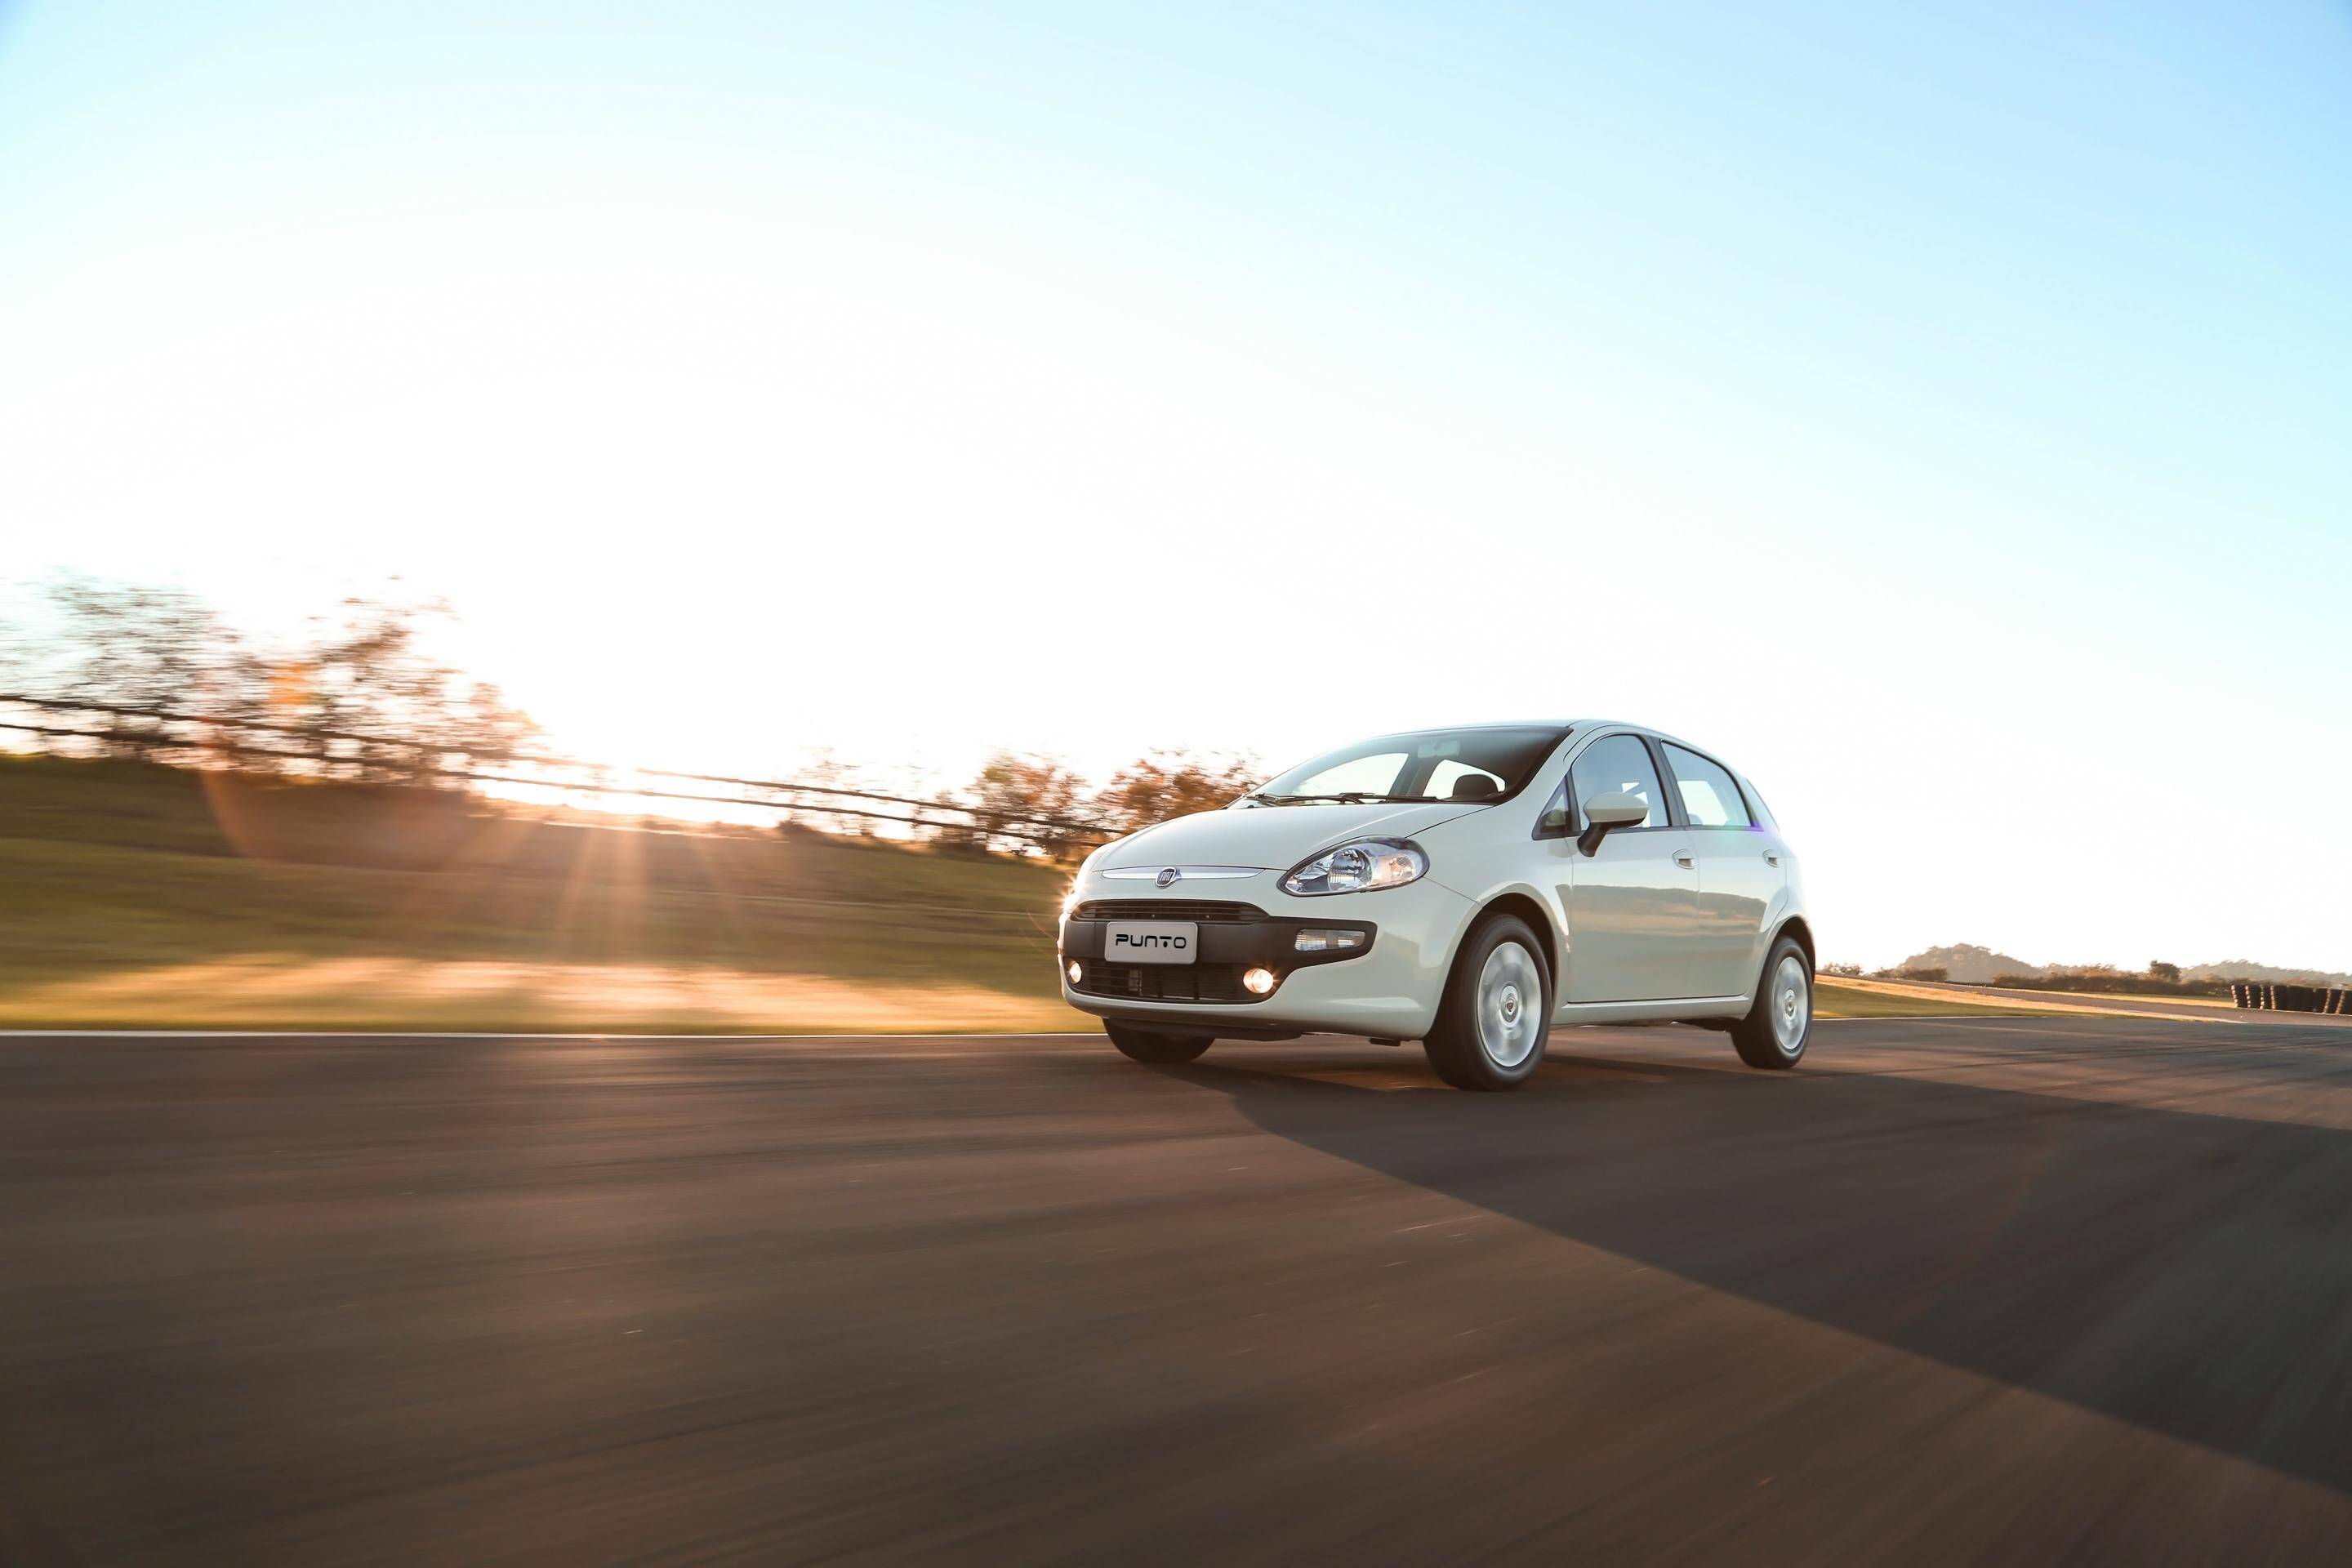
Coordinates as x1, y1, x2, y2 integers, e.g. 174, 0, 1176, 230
1099, 865, 1263, 881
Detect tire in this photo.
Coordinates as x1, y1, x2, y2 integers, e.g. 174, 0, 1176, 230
1421, 915, 1552, 1091
1729, 936, 1812, 1070
1105, 1020, 1212, 1065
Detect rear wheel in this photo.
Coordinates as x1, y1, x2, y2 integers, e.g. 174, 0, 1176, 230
1105, 1020, 1212, 1065
1422, 916, 1551, 1091
1729, 937, 1811, 1069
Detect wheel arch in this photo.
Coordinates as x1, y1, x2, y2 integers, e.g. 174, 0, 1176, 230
1771, 915, 1815, 972
1464, 891, 1560, 992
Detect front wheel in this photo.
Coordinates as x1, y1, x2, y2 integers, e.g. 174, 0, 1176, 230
1422, 916, 1552, 1091
1729, 938, 1812, 1069
1105, 1020, 1212, 1065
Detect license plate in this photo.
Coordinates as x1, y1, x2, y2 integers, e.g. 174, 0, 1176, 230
1103, 920, 1199, 966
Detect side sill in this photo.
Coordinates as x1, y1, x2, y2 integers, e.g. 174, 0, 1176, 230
1553, 996, 1750, 1025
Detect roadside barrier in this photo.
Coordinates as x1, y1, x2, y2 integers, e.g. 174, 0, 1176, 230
0, 693, 1120, 856
2233, 982, 2350, 1013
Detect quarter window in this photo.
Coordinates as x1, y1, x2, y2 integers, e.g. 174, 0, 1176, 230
1662, 743, 1753, 829
1568, 735, 1667, 828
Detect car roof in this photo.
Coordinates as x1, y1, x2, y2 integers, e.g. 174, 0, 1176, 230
1404, 719, 1647, 738
1360, 720, 1730, 762
1429, 719, 1739, 764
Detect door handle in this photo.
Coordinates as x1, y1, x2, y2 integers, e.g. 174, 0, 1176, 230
1673, 849, 1695, 870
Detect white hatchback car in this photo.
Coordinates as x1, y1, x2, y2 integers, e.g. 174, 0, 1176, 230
1058, 723, 1813, 1090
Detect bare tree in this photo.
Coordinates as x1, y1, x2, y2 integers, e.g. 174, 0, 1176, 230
29, 577, 264, 759
922, 790, 990, 852
969, 751, 1094, 859
271, 597, 537, 783
7, 578, 534, 782
1092, 749, 1259, 836
797, 747, 873, 835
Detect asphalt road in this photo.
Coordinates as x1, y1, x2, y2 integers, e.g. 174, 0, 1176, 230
4, 1017, 2350, 1566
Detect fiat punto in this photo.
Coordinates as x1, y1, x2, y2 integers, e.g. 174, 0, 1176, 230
1058, 723, 1812, 1090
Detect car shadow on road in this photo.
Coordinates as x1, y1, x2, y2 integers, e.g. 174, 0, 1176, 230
1160, 1048, 2352, 1494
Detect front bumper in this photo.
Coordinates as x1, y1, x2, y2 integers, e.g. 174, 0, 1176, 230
1057, 872, 1475, 1039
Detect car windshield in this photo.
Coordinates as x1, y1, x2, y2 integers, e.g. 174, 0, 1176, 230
1244, 726, 1569, 807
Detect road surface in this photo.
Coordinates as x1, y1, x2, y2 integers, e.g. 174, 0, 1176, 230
4, 1017, 2350, 1565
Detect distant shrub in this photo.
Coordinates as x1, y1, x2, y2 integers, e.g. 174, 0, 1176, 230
1992, 969, 2229, 999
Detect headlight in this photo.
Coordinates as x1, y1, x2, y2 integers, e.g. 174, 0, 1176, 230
1280, 838, 1428, 897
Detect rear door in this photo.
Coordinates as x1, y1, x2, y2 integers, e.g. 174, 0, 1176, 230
1556, 733, 1701, 1002
1659, 742, 1784, 998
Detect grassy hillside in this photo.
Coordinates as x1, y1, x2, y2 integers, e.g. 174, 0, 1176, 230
0, 756, 1080, 1031
1, 755, 2002, 1031
1812, 978, 2042, 1019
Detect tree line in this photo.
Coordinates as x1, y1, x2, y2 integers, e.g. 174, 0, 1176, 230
1856, 959, 2231, 998
0, 577, 1261, 856
0, 577, 537, 782
920, 748, 1261, 858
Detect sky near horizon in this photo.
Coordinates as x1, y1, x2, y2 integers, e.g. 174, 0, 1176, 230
2, 1, 2348, 970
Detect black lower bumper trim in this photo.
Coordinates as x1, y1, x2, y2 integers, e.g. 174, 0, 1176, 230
1060, 915, 1374, 968
1071, 959, 1254, 1004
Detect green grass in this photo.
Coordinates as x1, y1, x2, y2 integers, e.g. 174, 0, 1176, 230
2, 756, 2066, 1035
0, 756, 1085, 1032
1967, 982, 2235, 1008
1815, 978, 2049, 1019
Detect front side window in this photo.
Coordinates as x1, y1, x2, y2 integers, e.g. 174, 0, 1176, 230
1662, 743, 1753, 828
1249, 726, 1566, 806
1567, 734, 1667, 828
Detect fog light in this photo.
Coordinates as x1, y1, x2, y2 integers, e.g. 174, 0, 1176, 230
1242, 966, 1276, 996
1294, 929, 1366, 954
1066, 960, 1082, 985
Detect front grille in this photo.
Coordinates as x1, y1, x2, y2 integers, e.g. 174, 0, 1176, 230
1071, 900, 1266, 924
1073, 960, 1261, 1004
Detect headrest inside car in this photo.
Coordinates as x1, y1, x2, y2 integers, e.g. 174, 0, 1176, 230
1448, 774, 1500, 800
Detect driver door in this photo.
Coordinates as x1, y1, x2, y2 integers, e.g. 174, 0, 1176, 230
1551, 733, 1700, 1003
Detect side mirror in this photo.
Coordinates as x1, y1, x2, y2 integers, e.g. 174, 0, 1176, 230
1577, 791, 1648, 857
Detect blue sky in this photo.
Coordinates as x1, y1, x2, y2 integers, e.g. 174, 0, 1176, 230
2, 2, 2348, 969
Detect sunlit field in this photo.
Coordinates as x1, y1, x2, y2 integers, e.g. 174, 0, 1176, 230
1811, 978, 2044, 1020
7, 954, 1080, 1033
0, 756, 1083, 1032
2, 755, 2042, 1034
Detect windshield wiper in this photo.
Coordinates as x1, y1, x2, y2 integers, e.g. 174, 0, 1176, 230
1247, 791, 1441, 805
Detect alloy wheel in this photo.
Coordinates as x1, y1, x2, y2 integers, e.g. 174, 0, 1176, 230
1477, 940, 1543, 1069
1771, 952, 1810, 1056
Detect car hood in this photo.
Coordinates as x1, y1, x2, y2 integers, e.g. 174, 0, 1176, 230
1098, 801, 1493, 872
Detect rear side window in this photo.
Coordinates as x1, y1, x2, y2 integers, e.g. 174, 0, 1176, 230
1568, 735, 1668, 828
1662, 743, 1753, 828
